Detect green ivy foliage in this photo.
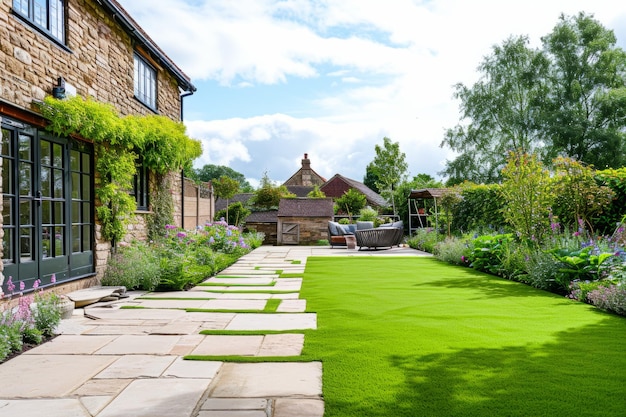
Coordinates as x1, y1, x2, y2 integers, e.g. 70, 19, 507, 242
40, 96, 202, 244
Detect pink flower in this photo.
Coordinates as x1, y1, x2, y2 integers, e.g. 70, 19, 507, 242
19, 281, 25, 291
51, 274, 56, 284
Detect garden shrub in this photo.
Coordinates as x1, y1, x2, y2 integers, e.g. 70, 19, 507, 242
524, 249, 563, 291
567, 279, 616, 302
32, 293, 62, 337
466, 234, 517, 277
549, 246, 615, 290
102, 243, 161, 291
214, 201, 251, 226
595, 167, 626, 235
551, 157, 614, 233
500, 152, 554, 244
586, 284, 626, 315
433, 236, 470, 265
358, 207, 378, 222
407, 228, 441, 253
451, 183, 507, 235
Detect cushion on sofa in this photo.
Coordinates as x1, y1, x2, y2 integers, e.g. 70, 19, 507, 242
357, 221, 374, 230
328, 221, 340, 236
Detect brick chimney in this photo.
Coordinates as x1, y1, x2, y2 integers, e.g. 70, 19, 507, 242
301, 153, 311, 169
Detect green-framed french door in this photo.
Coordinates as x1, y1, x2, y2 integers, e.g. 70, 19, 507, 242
1, 117, 94, 295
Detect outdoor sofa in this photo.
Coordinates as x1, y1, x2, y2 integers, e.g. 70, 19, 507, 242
355, 221, 404, 250
328, 221, 373, 248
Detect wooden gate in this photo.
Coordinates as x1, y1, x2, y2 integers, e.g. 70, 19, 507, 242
281, 223, 300, 245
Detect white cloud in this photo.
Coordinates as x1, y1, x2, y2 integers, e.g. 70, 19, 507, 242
118, 0, 626, 184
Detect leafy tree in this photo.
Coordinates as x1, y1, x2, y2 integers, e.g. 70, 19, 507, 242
307, 185, 326, 198
252, 172, 295, 210
363, 163, 380, 193
541, 12, 626, 169
369, 137, 408, 216
440, 36, 549, 183
213, 176, 240, 223
335, 189, 367, 217
191, 164, 253, 192
441, 13, 626, 182
500, 152, 554, 245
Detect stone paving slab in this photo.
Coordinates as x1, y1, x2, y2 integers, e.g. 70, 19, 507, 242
163, 357, 222, 378
73, 378, 131, 396
85, 307, 187, 321
140, 291, 217, 299
206, 277, 276, 285
274, 399, 325, 417
97, 378, 211, 417
276, 299, 307, 312
149, 321, 201, 335
209, 362, 322, 397
225, 313, 316, 331
132, 299, 209, 309
95, 354, 177, 378
192, 335, 265, 356
94, 335, 182, 355
23, 335, 117, 355
257, 334, 305, 356
83, 325, 165, 335
199, 292, 273, 299
201, 299, 268, 310
0, 399, 90, 417
0, 355, 117, 398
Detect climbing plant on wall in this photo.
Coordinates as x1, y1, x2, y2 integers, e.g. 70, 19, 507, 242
39, 95, 202, 245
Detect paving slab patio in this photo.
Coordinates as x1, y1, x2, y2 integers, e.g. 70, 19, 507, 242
225, 313, 317, 331
208, 362, 322, 397
0, 355, 117, 398
94, 354, 176, 378
97, 378, 211, 417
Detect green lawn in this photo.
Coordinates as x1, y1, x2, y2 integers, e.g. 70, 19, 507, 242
300, 257, 626, 417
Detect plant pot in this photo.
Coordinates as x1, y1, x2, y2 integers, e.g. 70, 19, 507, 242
58, 297, 75, 319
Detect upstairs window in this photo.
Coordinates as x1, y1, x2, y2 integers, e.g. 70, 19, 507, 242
13, 0, 65, 43
134, 53, 157, 110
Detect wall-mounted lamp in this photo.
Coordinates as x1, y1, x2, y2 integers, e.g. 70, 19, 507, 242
52, 77, 66, 99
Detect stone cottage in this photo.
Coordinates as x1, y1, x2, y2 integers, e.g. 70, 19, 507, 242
0, 0, 196, 296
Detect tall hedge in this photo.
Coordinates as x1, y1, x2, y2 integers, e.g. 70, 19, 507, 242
450, 183, 507, 234
594, 168, 626, 235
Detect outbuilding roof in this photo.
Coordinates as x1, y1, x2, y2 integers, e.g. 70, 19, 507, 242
277, 198, 334, 217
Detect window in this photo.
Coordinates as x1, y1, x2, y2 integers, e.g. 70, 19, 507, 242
134, 53, 157, 110
13, 0, 65, 43
131, 159, 149, 211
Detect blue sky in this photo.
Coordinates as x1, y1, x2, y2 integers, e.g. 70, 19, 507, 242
117, 0, 626, 187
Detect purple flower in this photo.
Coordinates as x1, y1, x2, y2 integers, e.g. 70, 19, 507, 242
7, 277, 15, 294
32, 279, 41, 290
19, 281, 25, 291
177, 232, 187, 238
165, 224, 177, 230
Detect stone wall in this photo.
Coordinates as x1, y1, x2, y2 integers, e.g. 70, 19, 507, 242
0, 0, 191, 289
0, 0, 183, 120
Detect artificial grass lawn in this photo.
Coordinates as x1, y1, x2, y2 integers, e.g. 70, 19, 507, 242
301, 257, 626, 417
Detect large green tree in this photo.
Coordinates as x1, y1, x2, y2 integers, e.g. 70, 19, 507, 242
190, 164, 253, 192
441, 35, 549, 183
369, 137, 408, 216
541, 12, 626, 169
441, 13, 626, 182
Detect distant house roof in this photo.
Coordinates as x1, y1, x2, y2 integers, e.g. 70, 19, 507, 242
286, 185, 315, 197
283, 153, 326, 187
246, 210, 278, 223
278, 198, 334, 217
100, 0, 195, 93
320, 174, 388, 208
